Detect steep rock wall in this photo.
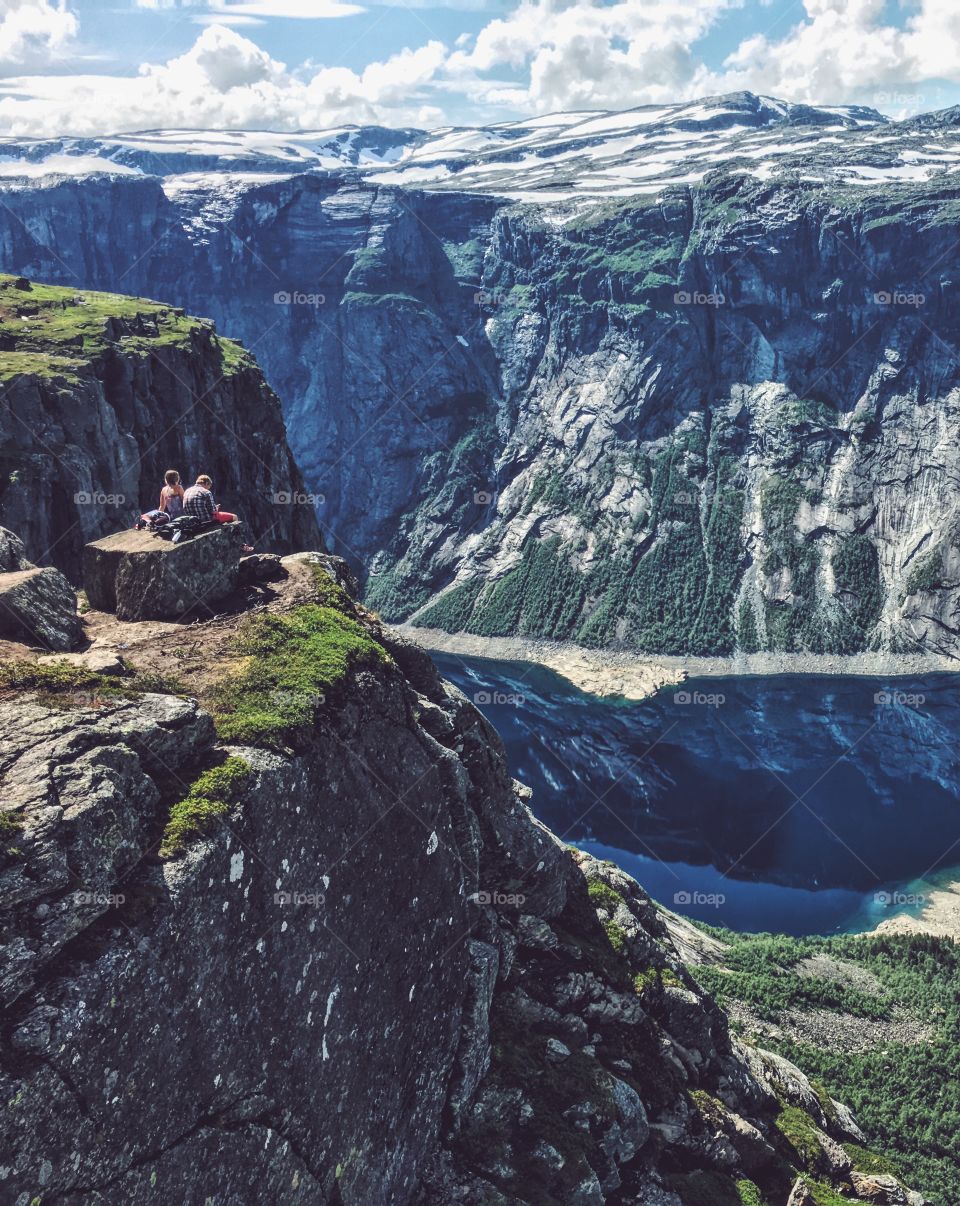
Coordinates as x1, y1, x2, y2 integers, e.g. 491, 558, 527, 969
2, 173, 960, 651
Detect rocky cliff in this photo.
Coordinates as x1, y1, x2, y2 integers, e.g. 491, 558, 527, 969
2, 95, 960, 652
0, 274, 320, 581
0, 554, 920, 1205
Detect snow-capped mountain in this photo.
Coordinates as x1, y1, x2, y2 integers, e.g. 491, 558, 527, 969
5, 90, 960, 659
3, 90, 960, 205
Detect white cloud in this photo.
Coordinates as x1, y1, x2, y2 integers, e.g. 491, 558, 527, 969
0, 0, 77, 73
3, 0, 960, 137
0, 23, 447, 135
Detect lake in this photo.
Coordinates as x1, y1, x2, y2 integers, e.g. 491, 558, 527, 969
432, 654, 960, 935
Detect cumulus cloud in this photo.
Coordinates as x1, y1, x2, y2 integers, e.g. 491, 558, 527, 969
0, 23, 447, 135
0, 0, 77, 73
3, 0, 960, 136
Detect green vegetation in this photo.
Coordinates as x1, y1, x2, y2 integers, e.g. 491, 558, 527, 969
831, 533, 883, 645
0, 658, 184, 708
211, 577, 390, 746
905, 549, 943, 595
0, 273, 243, 382
586, 878, 625, 913
687, 926, 960, 1204
159, 755, 250, 858
664, 1171, 767, 1206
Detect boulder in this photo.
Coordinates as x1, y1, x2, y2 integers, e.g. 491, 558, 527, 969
238, 553, 286, 584
0, 526, 33, 573
83, 523, 246, 621
0, 566, 80, 650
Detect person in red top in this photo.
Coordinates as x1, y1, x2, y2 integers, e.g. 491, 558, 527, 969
159, 469, 185, 517
182, 474, 254, 552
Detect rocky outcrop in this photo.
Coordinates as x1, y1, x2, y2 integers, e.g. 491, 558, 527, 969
0, 563, 915, 1204
0, 524, 80, 649
0, 275, 321, 582
83, 522, 246, 620
0, 565, 80, 649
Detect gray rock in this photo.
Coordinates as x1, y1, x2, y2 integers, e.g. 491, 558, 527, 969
0, 565, 80, 650
83, 523, 246, 620
238, 552, 286, 584
38, 648, 127, 675
0, 525, 33, 572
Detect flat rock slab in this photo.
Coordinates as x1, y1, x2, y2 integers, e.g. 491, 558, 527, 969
38, 648, 128, 676
83, 523, 246, 621
0, 566, 80, 651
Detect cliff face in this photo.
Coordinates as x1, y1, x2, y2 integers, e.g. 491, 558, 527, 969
0, 558, 918, 1205
2, 153, 960, 652
0, 274, 320, 580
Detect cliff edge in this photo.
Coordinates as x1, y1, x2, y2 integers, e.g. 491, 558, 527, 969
0, 553, 921, 1205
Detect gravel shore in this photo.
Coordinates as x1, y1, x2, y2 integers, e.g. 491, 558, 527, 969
399, 625, 960, 702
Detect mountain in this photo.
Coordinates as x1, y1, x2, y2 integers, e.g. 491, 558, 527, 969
0, 274, 320, 579
2, 91, 960, 652
0, 548, 925, 1205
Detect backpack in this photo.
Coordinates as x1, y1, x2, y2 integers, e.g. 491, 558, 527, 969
155, 513, 208, 543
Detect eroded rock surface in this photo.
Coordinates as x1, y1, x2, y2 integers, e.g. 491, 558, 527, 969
83, 522, 246, 620
0, 572, 915, 1205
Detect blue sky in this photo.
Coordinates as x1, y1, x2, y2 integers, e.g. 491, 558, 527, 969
0, 0, 958, 136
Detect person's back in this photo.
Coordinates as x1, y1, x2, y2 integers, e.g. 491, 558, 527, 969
159, 469, 184, 518
183, 477, 216, 523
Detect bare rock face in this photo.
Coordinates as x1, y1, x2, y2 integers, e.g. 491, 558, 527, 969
0, 578, 910, 1204
0, 564, 80, 650
83, 522, 246, 620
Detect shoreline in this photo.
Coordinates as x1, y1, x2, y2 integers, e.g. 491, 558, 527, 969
399, 624, 960, 702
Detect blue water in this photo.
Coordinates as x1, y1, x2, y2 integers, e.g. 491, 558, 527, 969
433, 654, 960, 935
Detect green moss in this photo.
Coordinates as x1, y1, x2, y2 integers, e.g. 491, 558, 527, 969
587, 879, 625, 913
211, 583, 390, 747
159, 756, 250, 858
843, 1142, 902, 1180
776, 1105, 826, 1170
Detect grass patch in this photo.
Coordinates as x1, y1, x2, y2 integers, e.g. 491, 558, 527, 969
210, 585, 390, 747
160, 755, 250, 858
0, 273, 230, 381
587, 879, 625, 913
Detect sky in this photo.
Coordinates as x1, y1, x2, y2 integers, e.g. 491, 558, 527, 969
0, 0, 959, 137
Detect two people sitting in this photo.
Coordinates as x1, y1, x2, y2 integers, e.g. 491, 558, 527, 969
155, 471, 252, 551
160, 470, 237, 524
